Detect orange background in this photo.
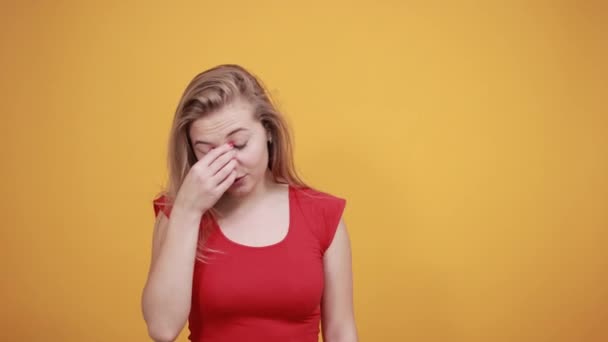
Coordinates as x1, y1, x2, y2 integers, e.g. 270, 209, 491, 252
1, 1, 606, 341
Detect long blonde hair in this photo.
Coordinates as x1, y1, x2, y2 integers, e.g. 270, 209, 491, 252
157, 64, 307, 260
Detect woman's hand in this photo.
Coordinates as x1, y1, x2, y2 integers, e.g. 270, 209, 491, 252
174, 142, 237, 213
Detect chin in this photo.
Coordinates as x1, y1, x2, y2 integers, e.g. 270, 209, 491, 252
226, 175, 254, 196
226, 187, 250, 197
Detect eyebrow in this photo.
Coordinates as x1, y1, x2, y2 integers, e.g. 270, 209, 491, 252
193, 128, 249, 146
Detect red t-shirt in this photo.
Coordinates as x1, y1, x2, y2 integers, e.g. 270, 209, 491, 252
152, 185, 346, 342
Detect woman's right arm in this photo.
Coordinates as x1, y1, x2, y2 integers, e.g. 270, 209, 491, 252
141, 205, 203, 342
141, 143, 237, 342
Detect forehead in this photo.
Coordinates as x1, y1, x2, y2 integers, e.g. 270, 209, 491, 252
189, 99, 256, 139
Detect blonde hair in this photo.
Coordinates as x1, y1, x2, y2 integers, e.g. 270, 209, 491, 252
157, 64, 307, 261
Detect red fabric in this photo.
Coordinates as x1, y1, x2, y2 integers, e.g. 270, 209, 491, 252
152, 185, 346, 342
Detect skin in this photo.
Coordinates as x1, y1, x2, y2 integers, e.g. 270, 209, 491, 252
142, 97, 358, 342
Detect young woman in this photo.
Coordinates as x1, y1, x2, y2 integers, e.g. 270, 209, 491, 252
141, 64, 357, 342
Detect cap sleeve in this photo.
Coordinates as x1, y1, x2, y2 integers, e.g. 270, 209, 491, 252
153, 195, 173, 218
320, 194, 347, 254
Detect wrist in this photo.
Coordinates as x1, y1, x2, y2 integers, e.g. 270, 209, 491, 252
172, 200, 205, 220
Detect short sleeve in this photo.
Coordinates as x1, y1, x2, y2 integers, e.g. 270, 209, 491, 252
320, 194, 347, 254
153, 195, 173, 218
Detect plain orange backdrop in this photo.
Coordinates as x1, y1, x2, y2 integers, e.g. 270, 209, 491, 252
1, 1, 606, 341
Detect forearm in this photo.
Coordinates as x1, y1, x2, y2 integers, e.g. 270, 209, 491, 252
142, 207, 202, 341
323, 324, 358, 342
324, 333, 358, 342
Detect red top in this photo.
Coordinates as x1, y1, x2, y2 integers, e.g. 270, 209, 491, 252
152, 185, 346, 342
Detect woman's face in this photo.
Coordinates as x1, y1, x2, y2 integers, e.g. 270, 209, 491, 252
189, 98, 270, 197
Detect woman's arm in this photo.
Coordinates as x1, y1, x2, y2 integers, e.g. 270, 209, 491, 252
141, 206, 202, 342
321, 217, 359, 342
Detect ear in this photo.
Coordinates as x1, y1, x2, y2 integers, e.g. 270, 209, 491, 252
261, 120, 273, 144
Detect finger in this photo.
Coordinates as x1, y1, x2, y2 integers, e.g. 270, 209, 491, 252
217, 169, 237, 193
199, 143, 234, 167
212, 159, 237, 185
208, 149, 236, 176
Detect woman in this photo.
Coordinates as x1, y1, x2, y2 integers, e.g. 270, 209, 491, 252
141, 64, 358, 342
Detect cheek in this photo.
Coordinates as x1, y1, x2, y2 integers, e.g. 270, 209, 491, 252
237, 143, 268, 168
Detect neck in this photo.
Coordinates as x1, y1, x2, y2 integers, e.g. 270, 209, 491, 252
215, 170, 277, 215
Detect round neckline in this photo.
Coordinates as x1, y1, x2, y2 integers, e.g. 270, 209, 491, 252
214, 184, 293, 249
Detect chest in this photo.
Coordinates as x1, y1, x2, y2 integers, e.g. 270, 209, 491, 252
217, 199, 290, 248
193, 216, 327, 320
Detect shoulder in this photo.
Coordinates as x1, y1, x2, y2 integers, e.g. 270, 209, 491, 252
292, 185, 346, 207
152, 193, 173, 218
291, 185, 347, 253
291, 185, 347, 219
